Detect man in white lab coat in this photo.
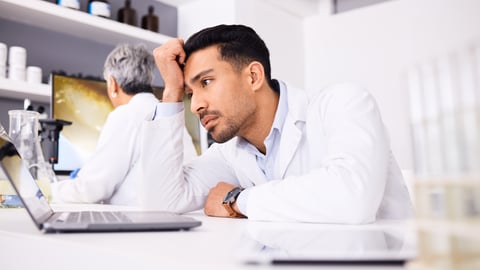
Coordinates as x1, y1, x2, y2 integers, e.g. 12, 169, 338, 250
141, 24, 413, 223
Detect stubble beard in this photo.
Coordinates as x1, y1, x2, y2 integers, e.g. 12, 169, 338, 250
209, 117, 240, 143
205, 92, 255, 144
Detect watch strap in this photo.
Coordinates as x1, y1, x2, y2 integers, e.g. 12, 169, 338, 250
222, 187, 245, 218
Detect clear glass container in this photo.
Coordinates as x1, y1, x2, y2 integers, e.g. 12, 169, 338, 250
7, 110, 55, 202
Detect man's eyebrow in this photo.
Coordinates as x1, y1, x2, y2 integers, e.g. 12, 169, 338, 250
189, 68, 214, 85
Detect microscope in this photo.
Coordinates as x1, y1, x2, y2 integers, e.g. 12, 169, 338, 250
39, 119, 72, 165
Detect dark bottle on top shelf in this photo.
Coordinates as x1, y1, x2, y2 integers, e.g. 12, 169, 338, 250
141, 6, 159, 33
118, 0, 137, 26
88, 0, 111, 18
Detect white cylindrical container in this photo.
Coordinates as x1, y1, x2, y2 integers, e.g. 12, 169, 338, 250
88, 1, 111, 18
8, 46, 27, 68
57, 0, 80, 9
8, 65, 26, 81
26, 66, 42, 84
0, 42, 7, 65
0, 64, 5, 79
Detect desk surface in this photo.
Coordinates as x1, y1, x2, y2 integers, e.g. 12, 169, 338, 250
0, 204, 416, 270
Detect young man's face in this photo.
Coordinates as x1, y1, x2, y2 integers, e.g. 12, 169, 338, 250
183, 46, 256, 143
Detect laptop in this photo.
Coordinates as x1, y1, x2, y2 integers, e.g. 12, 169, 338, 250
238, 221, 417, 265
0, 130, 201, 233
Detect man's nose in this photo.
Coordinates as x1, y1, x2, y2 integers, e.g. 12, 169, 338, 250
190, 93, 206, 116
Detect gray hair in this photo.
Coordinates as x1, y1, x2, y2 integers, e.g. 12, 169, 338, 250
103, 44, 155, 94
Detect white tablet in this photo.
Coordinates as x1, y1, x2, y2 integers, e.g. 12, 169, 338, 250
238, 221, 417, 266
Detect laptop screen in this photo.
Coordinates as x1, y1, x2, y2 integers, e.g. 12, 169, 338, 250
0, 131, 53, 229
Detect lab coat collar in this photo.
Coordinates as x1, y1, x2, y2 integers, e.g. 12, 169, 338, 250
128, 92, 158, 105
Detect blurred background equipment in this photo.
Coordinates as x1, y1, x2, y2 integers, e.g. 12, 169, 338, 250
405, 42, 480, 270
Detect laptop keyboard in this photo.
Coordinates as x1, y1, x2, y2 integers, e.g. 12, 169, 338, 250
66, 211, 133, 223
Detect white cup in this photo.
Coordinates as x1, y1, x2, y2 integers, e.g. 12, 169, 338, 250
8, 65, 26, 81
0, 64, 5, 79
0, 43, 6, 65
8, 46, 26, 68
26, 66, 42, 84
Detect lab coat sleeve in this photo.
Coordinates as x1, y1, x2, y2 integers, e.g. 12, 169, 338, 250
246, 84, 390, 224
138, 110, 238, 213
51, 109, 135, 203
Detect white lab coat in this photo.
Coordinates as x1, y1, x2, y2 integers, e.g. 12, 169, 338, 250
139, 82, 413, 223
51, 93, 197, 206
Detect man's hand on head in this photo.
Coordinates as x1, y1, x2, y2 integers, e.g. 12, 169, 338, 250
153, 38, 186, 102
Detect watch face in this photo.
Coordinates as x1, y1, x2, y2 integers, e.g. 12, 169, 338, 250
223, 187, 243, 204
223, 192, 235, 204
222, 192, 232, 203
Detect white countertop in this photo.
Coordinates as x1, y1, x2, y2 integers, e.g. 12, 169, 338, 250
0, 204, 416, 270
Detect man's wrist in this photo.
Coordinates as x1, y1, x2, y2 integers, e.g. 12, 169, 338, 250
222, 186, 246, 218
161, 87, 184, 102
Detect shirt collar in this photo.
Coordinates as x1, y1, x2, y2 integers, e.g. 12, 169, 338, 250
271, 80, 288, 134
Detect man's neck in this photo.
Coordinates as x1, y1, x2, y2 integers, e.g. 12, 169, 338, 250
240, 87, 280, 154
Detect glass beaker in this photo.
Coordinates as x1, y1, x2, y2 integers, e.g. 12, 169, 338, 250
8, 110, 55, 201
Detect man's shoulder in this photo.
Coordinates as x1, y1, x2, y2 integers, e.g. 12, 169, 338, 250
315, 82, 367, 98
308, 82, 373, 107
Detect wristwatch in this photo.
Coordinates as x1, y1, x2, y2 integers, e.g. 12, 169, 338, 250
222, 186, 245, 218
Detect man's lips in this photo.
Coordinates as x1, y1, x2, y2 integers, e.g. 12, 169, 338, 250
201, 115, 218, 130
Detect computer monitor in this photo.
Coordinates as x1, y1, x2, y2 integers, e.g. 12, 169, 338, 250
50, 73, 203, 174
50, 74, 111, 174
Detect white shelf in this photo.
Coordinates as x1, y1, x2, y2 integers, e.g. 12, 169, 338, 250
0, 78, 50, 103
0, 0, 176, 102
0, 0, 172, 50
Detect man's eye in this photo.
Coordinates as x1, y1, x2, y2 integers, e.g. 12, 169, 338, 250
201, 79, 211, 87
186, 92, 193, 99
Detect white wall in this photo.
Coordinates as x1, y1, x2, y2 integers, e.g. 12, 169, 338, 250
176, 0, 305, 89
177, 0, 236, 39
235, 0, 305, 89
304, 0, 480, 169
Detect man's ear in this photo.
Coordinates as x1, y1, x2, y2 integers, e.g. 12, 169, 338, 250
247, 61, 265, 91
107, 76, 118, 98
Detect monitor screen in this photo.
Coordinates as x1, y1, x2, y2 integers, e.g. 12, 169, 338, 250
50, 74, 203, 174
51, 74, 114, 174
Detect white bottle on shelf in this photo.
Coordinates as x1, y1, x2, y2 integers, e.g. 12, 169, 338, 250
88, 0, 111, 18
0, 42, 6, 79
56, 0, 80, 10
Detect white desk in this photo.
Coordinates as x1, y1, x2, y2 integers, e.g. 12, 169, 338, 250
0, 204, 416, 270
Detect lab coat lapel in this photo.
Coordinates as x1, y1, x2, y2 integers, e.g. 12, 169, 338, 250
276, 82, 308, 179
237, 146, 268, 185
277, 116, 303, 178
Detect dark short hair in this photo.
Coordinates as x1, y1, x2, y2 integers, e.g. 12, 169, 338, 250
184, 24, 275, 90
